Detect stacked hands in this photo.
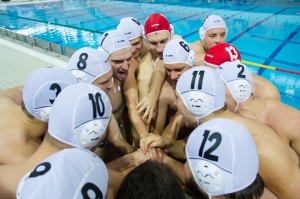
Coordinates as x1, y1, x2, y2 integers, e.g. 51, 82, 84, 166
139, 133, 172, 163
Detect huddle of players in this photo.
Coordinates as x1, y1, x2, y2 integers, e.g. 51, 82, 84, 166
1, 12, 299, 199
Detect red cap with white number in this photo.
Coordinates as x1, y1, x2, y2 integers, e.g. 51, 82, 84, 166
186, 118, 259, 196
204, 43, 241, 67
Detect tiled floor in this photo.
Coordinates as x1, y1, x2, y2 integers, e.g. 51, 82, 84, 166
0, 34, 70, 91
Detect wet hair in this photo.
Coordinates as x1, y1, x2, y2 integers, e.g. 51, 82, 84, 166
116, 160, 186, 199
224, 173, 264, 199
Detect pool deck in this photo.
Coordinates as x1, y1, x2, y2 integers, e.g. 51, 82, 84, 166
0, 30, 69, 91
0, 0, 68, 91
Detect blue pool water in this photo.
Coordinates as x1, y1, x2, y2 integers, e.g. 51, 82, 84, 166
0, 0, 299, 109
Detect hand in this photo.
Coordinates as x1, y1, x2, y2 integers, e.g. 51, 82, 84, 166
140, 133, 171, 154
145, 147, 163, 163
131, 149, 149, 167
136, 94, 157, 124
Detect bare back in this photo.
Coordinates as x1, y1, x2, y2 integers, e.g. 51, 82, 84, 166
213, 111, 300, 199
0, 93, 46, 164
238, 98, 300, 161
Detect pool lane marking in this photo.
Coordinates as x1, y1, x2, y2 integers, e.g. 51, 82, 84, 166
251, 35, 300, 45
257, 24, 300, 75
95, 1, 213, 32
242, 60, 300, 75
182, 5, 260, 40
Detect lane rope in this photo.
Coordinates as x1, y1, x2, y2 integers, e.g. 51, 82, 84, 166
241, 60, 300, 76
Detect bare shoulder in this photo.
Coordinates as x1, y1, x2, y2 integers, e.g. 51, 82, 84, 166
0, 86, 23, 104
189, 40, 206, 54
252, 74, 280, 100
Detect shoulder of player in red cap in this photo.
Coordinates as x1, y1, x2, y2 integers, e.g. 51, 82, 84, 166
204, 43, 241, 67
144, 13, 171, 36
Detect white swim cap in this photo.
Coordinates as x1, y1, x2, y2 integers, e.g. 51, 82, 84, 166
117, 17, 143, 40
98, 30, 131, 58
163, 38, 195, 67
67, 47, 111, 84
216, 61, 253, 104
199, 15, 227, 40
186, 118, 259, 196
22, 67, 78, 122
176, 66, 226, 120
48, 82, 112, 150
17, 148, 108, 199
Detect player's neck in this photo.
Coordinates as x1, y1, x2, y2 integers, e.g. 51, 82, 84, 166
236, 95, 262, 119
17, 106, 47, 138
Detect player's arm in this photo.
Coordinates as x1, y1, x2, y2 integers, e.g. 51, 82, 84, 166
136, 59, 167, 123
123, 60, 149, 139
140, 133, 187, 160
162, 110, 185, 139
106, 150, 149, 172
106, 115, 135, 155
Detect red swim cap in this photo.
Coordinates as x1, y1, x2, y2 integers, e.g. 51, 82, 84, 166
144, 13, 171, 36
204, 43, 241, 67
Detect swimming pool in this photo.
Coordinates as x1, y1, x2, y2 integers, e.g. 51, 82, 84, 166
0, 0, 299, 109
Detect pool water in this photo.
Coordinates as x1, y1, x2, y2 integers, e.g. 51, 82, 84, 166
0, 0, 299, 109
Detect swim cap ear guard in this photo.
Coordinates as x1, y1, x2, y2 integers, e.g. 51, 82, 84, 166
70, 70, 88, 82
199, 26, 205, 40
230, 79, 252, 103
194, 161, 223, 193
170, 24, 174, 35
186, 49, 196, 67
181, 91, 210, 117
80, 120, 106, 149
39, 107, 51, 122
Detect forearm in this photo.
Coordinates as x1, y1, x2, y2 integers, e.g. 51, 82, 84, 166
106, 152, 136, 172
165, 139, 186, 160
147, 63, 166, 99
127, 103, 149, 139
163, 111, 184, 139
111, 138, 135, 156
